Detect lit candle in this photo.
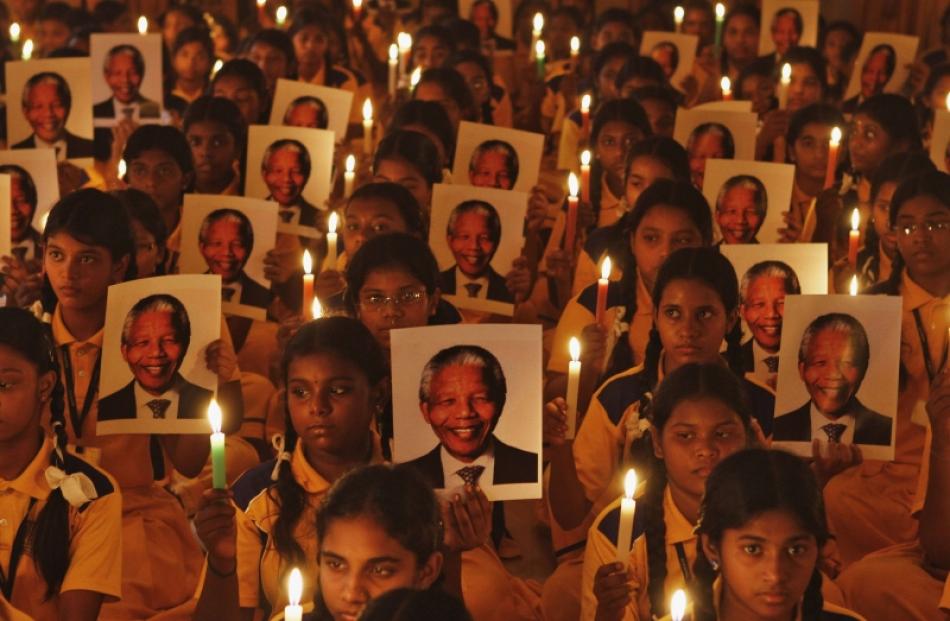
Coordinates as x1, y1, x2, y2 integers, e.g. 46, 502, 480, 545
312, 297, 323, 319
343, 154, 356, 198
302, 249, 314, 313
616, 469, 637, 564
565, 172, 579, 252
9, 22, 20, 43
284, 568, 303, 621
118, 158, 127, 179
531, 13, 544, 57
580, 149, 591, 203
388, 44, 399, 98
720, 76, 732, 100
824, 126, 841, 190
325, 212, 339, 271
208, 400, 226, 489
570, 36, 580, 61
256, 0, 267, 22
596, 256, 611, 325
946, 91, 950, 112
714, 3, 725, 57
352, 0, 363, 20
211, 59, 223, 77
674, 6, 684, 32
778, 62, 791, 109
137, 16, 148, 34
580, 93, 591, 140
848, 207, 860, 270
275, 5, 288, 27
565, 337, 581, 440
671, 589, 687, 621
397, 32, 412, 84
21, 38, 32, 60
410, 66, 422, 89
535, 40, 546, 79
362, 99, 374, 155
849, 275, 858, 296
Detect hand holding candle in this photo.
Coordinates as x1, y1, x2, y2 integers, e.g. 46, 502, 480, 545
302, 250, 314, 313
824, 126, 841, 190
595, 256, 611, 325
566, 172, 579, 252
565, 338, 581, 440
580, 150, 591, 203
284, 568, 303, 621
848, 208, 860, 270
616, 469, 637, 563
362, 99, 374, 155
208, 400, 226, 489
344, 154, 356, 198
671, 589, 687, 621
325, 212, 339, 271
778, 62, 791, 109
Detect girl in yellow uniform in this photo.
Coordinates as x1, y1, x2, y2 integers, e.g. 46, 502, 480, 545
0, 308, 122, 621
685, 449, 864, 621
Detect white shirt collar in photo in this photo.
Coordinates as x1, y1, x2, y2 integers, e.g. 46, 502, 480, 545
455, 267, 489, 300
752, 340, 779, 386
134, 375, 183, 421
34, 135, 67, 161
112, 98, 142, 121
222, 278, 243, 303
12, 236, 37, 261
440, 437, 495, 490
809, 402, 855, 446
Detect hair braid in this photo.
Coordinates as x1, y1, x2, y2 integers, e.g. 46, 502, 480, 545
800, 568, 825, 620
643, 464, 669, 616
271, 405, 307, 570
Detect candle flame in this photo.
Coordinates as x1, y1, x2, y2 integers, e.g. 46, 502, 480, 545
715, 2, 725, 18
670, 589, 687, 621
580, 93, 591, 112
601, 256, 612, 280
288, 568, 302, 606
532, 12, 544, 34
830, 126, 842, 147
118, 158, 127, 178
581, 149, 591, 167
207, 400, 222, 434
568, 172, 579, 198
353, 0, 363, 10
303, 249, 312, 274
211, 59, 223, 76
362, 98, 373, 122
850, 207, 860, 231
9, 22, 20, 41
535, 40, 545, 58
21, 38, 32, 60
328, 211, 339, 234
623, 469, 637, 499
849, 275, 858, 296
275, 5, 288, 25
781, 62, 792, 84
345, 154, 356, 173
569, 337, 580, 362
389, 43, 398, 61
570, 36, 580, 54
257, 0, 266, 7
410, 66, 422, 87
312, 297, 323, 319
137, 16, 148, 34
397, 32, 412, 52
720, 76, 731, 93
946, 91, 950, 112
674, 6, 684, 22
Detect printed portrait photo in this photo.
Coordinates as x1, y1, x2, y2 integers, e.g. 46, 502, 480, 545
758, 0, 819, 56
90, 33, 163, 125
453, 122, 544, 193
674, 109, 757, 190
245, 124, 335, 238
639, 32, 698, 92
843, 33, 919, 104
268, 78, 354, 145
702, 159, 795, 245
929, 110, 950, 173
772, 294, 902, 461
98, 275, 221, 436
5, 58, 95, 162
460, 0, 514, 41
429, 183, 528, 316
178, 194, 278, 321
391, 324, 542, 501
0, 148, 60, 251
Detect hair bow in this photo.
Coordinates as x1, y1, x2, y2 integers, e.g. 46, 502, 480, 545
625, 410, 652, 441
271, 434, 292, 481
44, 466, 99, 507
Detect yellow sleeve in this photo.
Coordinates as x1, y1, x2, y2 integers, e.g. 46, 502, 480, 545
579, 504, 645, 621
571, 250, 600, 297
548, 295, 595, 374
61, 489, 123, 599
557, 118, 581, 171
573, 388, 626, 503
235, 500, 266, 609
940, 574, 950, 611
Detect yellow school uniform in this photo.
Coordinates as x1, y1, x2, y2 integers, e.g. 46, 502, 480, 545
1, 437, 122, 621
823, 272, 936, 566
580, 488, 695, 621
941, 576, 950, 611
49, 306, 204, 620
557, 115, 582, 171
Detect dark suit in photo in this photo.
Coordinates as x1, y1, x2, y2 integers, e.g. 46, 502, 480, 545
773, 398, 892, 446
222, 271, 274, 309
439, 266, 513, 303
405, 436, 537, 488
12, 132, 95, 159
98, 376, 214, 423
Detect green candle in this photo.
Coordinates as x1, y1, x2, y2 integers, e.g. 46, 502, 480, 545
535, 40, 546, 80
208, 400, 226, 489
713, 3, 725, 59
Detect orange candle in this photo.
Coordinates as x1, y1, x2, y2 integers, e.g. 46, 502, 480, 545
824, 127, 841, 190
848, 208, 860, 270
565, 172, 579, 251
595, 256, 611, 325
580, 150, 591, 204
302, 250, 314, 313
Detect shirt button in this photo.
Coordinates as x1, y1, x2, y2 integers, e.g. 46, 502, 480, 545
0, 518, 7, 526
78, 370, 86, 377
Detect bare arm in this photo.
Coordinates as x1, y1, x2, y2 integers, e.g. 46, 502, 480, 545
193, 489, 256, 621
58, 590, 104, 621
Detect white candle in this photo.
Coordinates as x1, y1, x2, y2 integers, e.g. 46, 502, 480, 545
720, 76, 732, 100
312, 297, 323, 320
565, 337, 581, 440
580, 149, 591, 203
362, 99, 374, 155
388, 44, 399, 98
674, 6, 684, 32
275, 5, 288, 27
778, 62, 791, 109
211, 59, 223, 77
531, 13, 544, 58
671, 589, 687, 621
570, 36, 580, 61
410, 66, 422, 89
595, 256, 611, 325
137, 16, 148, 34
580, 93, 591, 139
284, 568, 303, 621
343, 154, 356, 198
325, 212, 339, 271
849, 275, 858, 296
118, 158, 127, 179
616, 469, 638, 564
21, 38, 32, 60
208, 400, 226, 489
397, 32, 412, 84
9, 22, 20, 43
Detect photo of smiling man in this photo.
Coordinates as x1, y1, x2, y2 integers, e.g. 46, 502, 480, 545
438, 200, 512, 304
0, 164, 42, 262
13, 71, 94, 159
199, 208, 272, 309
739, 260, 801, 389
715, 175, 767, 245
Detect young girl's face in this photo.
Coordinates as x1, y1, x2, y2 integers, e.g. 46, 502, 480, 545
894, 194, 950, 281
373, 158, 432, 212
654, 278, 735, 370
45, 232, 128, 313
739, 73, 773, 117
130, 219, 163, 278
597, 121, 643, 188
870, 181, 898, 259
708, 509, 819, 621
624, 155, 674, 207
246, 41, 289, 92
186, 120, 238, 190
162, 9, 196, 50
723, 14, 759, 66
596, 56, 627, 100
414, 82, 461, 132
127, 149, 188, 213
848, 113, 893, 176
786, 62, 822, 113
293, 25, 329, 68
173, 42, 212, 83
631, 206, 705, 291
653, 396, 748, 506
637, 98, 676, 138
790, 122, 834, 182
212, 74, 263, 125
319, 515, 441, 621
0, 344, 55, 444
413, 35, 450, 71
356, 266, 438, 350
688, 132, 727, 189
344, 197, 411, 256
286, 352, 382, 461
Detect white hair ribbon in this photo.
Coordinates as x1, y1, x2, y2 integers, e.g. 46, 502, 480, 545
44, 466, 99, 507
271, 434, 292, 481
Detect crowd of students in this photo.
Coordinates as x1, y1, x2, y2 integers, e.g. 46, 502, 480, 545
0, 0, 948, 620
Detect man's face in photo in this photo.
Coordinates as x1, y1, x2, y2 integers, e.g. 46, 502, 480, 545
421, 364, 499, 460
470, 150, 514, 190
771, 13, 801, 56
448, 210, 497, 278
716, 185, 763, 244
10, 177, 36, 242
741, 275, 787, 352
121, 310, 185, 395
105, 52, 143, 105
264, 147, 306, 206
860, 50, 891, 98
200, 218, 249, 283
799, 328, 863, 418
285, 103, 323, 128
24, 82, 67, 143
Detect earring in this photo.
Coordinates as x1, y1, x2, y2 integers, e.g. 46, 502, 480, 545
710, 560, 720, 571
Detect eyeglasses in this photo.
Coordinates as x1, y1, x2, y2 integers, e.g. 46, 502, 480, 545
892, 221, 950, 236
359, 289, 426, 310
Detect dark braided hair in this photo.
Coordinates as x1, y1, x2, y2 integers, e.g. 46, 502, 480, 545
692, 449, 829, 621
0, 308, 70, 599
271, 317, 387, 572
